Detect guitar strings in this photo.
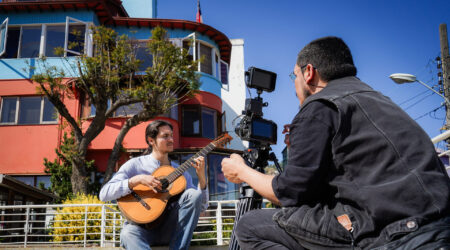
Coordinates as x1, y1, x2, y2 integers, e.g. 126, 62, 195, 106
166, 143, 215, 183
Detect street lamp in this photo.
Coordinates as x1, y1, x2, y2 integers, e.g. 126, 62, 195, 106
389, 73, 450, 106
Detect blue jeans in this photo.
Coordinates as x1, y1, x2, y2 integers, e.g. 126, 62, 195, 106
120, 188, 203, 250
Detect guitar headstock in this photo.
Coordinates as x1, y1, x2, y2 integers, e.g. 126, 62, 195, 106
213, 132, 233, 148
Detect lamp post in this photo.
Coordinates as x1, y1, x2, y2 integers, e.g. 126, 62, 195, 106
390, 73, 450, 149
389, 73, 450, 106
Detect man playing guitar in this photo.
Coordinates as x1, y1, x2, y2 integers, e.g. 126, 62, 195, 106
99, 120, 208, 250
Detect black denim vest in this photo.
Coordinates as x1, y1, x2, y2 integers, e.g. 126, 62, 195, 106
274, 77, 450, 249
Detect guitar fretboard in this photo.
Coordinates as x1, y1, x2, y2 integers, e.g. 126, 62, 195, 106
165, 142, 216, 183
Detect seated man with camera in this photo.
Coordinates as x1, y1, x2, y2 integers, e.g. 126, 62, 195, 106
222, 36, 450, 249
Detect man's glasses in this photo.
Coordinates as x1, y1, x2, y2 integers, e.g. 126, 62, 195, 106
289, 64, 308, 82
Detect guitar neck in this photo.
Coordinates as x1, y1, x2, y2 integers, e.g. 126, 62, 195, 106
165, 142, 216, 183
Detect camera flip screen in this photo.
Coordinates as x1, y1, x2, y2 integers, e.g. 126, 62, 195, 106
247, 67, 277, 92
251, 119, 277, 144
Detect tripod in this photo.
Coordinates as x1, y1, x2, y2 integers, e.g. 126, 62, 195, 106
228, 147, 282, 250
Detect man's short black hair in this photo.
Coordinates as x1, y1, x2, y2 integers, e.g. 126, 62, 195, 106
297, 36, 357, 82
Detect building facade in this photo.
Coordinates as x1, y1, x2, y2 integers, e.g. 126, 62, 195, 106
0, 0, 247, 204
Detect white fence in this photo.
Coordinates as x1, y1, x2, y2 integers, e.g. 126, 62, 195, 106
0, 200, 269, 247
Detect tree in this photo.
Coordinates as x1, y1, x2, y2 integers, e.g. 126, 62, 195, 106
31, 26, 199, 194
43, 131, 100, 202
103, 27, 199, 184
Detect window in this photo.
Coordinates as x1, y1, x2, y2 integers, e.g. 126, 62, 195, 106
208, 153, 238, 201
220, 60, 229, 85
0, 96, 57, 125
20, 26, 42, 58
45, 25, 65, 57
0, 18, 8, 56
115, 102, 144, 117
0, 16, 91, 59
202, 107, 217, 139
182, 106, 200, 136
11, 175, 51, 189
181, 105, 218, 139
199, 43, 213, 75
135, 41, 153, 72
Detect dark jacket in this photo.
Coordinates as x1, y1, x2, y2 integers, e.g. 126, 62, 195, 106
273, 76, 450, 249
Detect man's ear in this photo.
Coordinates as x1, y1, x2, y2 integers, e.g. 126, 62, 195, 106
147, 137, 154, 146
304, 64, 315, 85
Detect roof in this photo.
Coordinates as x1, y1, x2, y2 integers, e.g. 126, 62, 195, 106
0, 0, 232, 63
0, 0, 128, 24
0, 174, 58, 202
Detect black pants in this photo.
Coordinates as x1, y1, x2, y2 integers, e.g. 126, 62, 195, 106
235, 209, 305, 250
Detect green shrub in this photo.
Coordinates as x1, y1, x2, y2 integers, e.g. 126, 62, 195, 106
49, 193, 120, 243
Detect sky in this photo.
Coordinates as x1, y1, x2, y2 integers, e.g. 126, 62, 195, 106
157, 0, 450, 159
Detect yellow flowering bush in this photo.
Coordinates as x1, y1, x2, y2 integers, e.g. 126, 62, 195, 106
49, 193, 121, 242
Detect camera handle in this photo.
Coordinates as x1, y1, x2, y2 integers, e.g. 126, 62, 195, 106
229, 148, 282, 250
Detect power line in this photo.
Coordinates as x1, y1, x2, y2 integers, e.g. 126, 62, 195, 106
404, 92, 435, 111
414, 105, 444, 121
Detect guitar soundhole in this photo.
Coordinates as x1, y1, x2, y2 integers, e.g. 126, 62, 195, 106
156, 177, 170, 193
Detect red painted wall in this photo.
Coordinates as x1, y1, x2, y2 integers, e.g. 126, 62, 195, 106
0, 80, 220, 175
0, 79, 78, 175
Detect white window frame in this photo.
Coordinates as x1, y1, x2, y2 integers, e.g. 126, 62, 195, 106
0, 18, 9, 57
182, 32, 198, 70
64, 16, 90, 57
0, 96, 58, 125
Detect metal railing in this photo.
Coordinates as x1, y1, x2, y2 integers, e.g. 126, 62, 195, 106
0, 200, 272, 247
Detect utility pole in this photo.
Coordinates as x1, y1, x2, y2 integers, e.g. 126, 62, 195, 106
439, 24, 450, 141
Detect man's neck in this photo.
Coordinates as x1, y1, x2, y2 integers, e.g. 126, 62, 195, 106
152, 151, 170, 165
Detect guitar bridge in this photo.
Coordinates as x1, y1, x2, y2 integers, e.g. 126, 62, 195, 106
131, 191, 150, 210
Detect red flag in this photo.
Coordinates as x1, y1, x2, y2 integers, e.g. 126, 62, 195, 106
196, 0, 203, 23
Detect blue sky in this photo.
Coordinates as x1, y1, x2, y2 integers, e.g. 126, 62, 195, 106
158, 0, 450, 158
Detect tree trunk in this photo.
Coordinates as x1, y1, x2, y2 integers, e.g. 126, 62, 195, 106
103, 121, 134, 185
71, 156, 89, 194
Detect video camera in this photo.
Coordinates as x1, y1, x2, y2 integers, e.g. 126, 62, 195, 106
234, 67, 278, 145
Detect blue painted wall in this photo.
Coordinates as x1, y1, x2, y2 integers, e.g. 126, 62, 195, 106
0, 10, 222, 97
0, 10, 99, 26
122, 0, 157, 18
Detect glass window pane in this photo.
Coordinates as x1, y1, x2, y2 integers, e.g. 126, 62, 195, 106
18, 97, 41, 124
115, 102, 143, 117
136, 43, 153, 71
1, 97, 17, 123
3, 27, 20, 58
36, 175, 51, 189
220, 61, 228, 85
42, 97, 57, 122
199, 43, 212, 75
183, 40, 194, 61
182, 106, 200, 136
12, 176, 34, 186
0, 18, 7, 55
180, 154, 199, 187
202, 108, 216, 139
45, 25, 65, 57
20, 26, 42, 58
208, 154, 238, 201
67, 24, 85, 56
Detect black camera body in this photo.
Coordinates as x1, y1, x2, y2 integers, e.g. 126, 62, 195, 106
234, 67, 278, 145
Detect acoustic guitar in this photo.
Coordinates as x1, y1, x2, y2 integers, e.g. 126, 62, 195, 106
118, 133, 233, 224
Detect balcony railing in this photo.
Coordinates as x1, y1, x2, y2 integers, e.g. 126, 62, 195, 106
0, 200, 273, 247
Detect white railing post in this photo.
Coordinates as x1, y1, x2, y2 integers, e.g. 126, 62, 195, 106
216, 201, 223, 246
100, 205, 106, 247
84, 206, 88, 247
24, 207, 30, 247
113, 210, 117, 245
